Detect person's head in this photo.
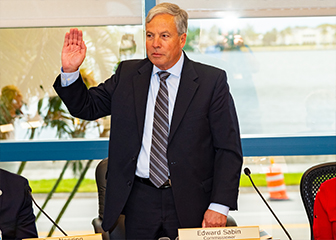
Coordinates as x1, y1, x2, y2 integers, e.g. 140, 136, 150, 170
145, 3, 188, 70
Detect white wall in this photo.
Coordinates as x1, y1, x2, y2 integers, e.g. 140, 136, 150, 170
1, 0, 335, 28
0, 0, 142, 28
159, 0, 336, 18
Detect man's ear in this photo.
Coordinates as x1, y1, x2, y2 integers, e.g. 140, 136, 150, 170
180, 33, 187, 48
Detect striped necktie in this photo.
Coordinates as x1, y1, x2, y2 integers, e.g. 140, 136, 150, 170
149, 71, 170, 188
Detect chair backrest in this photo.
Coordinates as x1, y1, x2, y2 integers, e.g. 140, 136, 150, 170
300, 161, 336, 240
96, 158, 108, 220
92, 158, 126, 240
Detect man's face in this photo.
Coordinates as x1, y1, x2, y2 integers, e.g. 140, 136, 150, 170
146, 14, 186, 70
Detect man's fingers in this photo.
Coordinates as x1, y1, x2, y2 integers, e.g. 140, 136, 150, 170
73, 28, 79, 45
63, 32, 70, 47
67, 28, 78, 46
202, 209, 227, 228
69, 28, 74, 45
77, 29, 83, 45
63, 28, 84, 49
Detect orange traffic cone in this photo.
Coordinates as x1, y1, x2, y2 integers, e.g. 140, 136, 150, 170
266, 158, 289, 201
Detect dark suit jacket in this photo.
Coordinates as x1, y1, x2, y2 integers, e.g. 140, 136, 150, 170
0, 169, 38, 240
54, 53, 243, 232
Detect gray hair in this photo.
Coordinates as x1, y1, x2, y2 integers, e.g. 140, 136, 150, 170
146, 2, 188, 36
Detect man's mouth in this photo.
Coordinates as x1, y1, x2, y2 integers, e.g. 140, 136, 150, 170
152, 53, 163, 57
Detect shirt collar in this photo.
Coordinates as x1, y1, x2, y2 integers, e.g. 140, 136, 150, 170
153, 52, 184, 78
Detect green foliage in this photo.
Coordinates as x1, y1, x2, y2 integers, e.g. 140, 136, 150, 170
28, 173, 304, 193
240, 172, 304, 187
284, 172, 304, 185
29, 178, 97, 193
317, 23, 336, 29
184, 27, 200, 51
37, 95, 72, 138
263, 28, 278, 46
241, 24, 259, 42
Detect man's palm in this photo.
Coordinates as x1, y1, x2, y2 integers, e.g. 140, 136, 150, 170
61, 29, 87, 73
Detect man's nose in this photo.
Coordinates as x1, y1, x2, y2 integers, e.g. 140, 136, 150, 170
152, 36, 161, 48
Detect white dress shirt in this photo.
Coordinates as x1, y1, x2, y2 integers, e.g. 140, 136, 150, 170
135, 54, 183, 179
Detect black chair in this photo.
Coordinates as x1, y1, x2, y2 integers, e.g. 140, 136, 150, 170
92, 158, 237, 240
92, 158, 126, 240
226, 215, 238, 227
300, 161, 336, 240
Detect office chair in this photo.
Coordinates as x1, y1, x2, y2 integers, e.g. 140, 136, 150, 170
92, 158, 126, 240
92, 158, 237, 240
300, 161, 336, 240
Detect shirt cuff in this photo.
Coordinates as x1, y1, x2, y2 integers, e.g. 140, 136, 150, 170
60, 68, 80, 87
208, 203, 230, 216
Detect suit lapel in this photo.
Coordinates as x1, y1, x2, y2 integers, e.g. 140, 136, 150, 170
133, 59, 153, 139
169, 57, 199, 142
132, 57, 199, 143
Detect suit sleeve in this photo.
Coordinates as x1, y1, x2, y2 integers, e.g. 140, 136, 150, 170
16, 181, 38, 240
209, 70, 243, 210
53, 62, 123, 121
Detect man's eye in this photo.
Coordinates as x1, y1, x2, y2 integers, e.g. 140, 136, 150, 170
146, 34, 153, 38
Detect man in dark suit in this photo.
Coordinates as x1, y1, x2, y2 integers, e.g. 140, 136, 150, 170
0, 168, 38, 240
54, 2, 243, 239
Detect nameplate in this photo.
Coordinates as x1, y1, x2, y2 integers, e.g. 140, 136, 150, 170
24, 233, 102, 240
178, 226, 260, 240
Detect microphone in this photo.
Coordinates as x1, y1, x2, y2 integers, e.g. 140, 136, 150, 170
25, 185, 68, 236
244, 167, 292, 240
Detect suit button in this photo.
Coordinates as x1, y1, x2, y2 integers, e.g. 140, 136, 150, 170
127, 180, 132, 186
171, 162, 176, 165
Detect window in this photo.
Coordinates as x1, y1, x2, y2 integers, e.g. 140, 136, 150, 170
0, 26, 144, 140
184, 16, 336, 135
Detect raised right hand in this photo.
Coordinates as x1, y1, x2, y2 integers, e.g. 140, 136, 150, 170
61, 28, 87, 73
